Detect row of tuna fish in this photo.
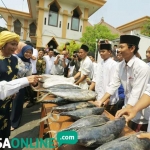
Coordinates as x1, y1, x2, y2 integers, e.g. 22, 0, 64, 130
36, 75, 150, 149
43, 98, 150, 150
32, 75, 97, 102
39, 98, 125, 148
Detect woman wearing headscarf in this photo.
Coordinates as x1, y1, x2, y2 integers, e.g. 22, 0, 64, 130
0, 31, 20, 144
10, 45, 33, 130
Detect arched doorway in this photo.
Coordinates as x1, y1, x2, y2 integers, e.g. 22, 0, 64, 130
47, 37, 58, 49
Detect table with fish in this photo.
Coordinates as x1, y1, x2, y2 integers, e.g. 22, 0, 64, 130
39, 95, 149, 150
36, 75, 150, 150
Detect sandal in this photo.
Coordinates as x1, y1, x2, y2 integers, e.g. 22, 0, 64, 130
10, 126, 15, 131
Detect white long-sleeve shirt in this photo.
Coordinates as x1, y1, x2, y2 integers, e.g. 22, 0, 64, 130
30, 48, 38, 74
0, 78, 29, 100
107, 55, 150, 123
93, 58, 118, 105
78, 56, 93, 89
43, 55, 55, 74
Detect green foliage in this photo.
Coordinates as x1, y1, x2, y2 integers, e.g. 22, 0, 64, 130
80, 24, 119, 52
141, 19, 150, 37
0, 26, 8, 32
59, 40, 81, 55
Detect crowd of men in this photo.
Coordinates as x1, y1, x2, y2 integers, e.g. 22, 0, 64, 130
35, 35, 150, 136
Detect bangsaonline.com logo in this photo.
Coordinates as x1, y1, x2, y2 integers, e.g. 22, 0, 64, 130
0, 131, 78, 149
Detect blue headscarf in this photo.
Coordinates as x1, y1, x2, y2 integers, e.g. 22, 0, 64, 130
17, 45, 33, 63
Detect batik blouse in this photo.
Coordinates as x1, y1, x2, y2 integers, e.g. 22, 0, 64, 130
0, 53, 18, 134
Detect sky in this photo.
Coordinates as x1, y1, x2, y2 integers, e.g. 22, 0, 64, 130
0, 0, 150, 28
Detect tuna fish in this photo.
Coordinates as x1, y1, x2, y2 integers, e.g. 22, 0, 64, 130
39, 74, 72, 83
39, 104, 101, 123
96, 132, 150, 150
61, 115, 109, 131
42, 75, 76, 88
50, 89, 97, 101
52, 102, 96, 112
41, 97, 72, 105
76, 117, 126, 147
46, 84, 80, 89
32, 83, 80, 92
59, 107, 104, 120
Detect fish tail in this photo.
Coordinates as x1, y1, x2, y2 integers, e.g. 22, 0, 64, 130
36, 92, 51, 102
37, 110, 57, 124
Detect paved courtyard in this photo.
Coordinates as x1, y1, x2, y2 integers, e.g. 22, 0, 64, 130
5, 102, 52, 150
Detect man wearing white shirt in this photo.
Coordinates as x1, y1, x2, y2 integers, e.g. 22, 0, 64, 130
74, 44, 93, 89
43, 49, 55, 74
89, 43, 118, 115
30, 48, 38, 74
51, 50, 69, 75
97, 35, 150, 132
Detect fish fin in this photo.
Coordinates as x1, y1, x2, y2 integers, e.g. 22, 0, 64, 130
102, 134, 115, 143
117, 135, 131, 142
85, 140, 96, 147
90, 122, 107, 127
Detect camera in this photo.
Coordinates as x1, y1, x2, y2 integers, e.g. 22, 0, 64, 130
73, 53, 78, 58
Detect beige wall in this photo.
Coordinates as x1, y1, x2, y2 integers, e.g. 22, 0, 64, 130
36, 0, 45, 48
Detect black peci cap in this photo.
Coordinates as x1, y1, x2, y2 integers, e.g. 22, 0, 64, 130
80, 44, 89, 52
99, 44, 112, 50
120, 35, 140, 46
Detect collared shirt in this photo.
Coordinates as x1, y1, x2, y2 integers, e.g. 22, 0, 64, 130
51, 56, 69, 75
92, 62, 98, 77
30, 48, 38, 74
147, 62, 150, 67
93, 58, 118, 104
107, 55, 150, 123
43, 55, 55, 74
78, 56, 93, 89
0, 78, 29, 100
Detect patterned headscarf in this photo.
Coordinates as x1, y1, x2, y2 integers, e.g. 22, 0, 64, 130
0, 31, 20, 49
17, 45, 33, 63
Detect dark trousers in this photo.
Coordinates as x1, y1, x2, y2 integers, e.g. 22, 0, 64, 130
25, 86, 37, 103
128, 121, 148, 132
117, 98, 124, 110
10, 88, 25, 128
105, 104, 118, 116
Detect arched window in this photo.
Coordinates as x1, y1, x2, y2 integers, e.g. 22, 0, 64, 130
71, 7, 82, 31
14, 19, 21, 35
48, 2, 59, 27
29, 22, 36, 36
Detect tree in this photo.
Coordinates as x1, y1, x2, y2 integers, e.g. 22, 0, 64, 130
141, 19, 150, 37
0, 26, 8, 32
58, 40, 81, 55
80, 24, 119, 52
